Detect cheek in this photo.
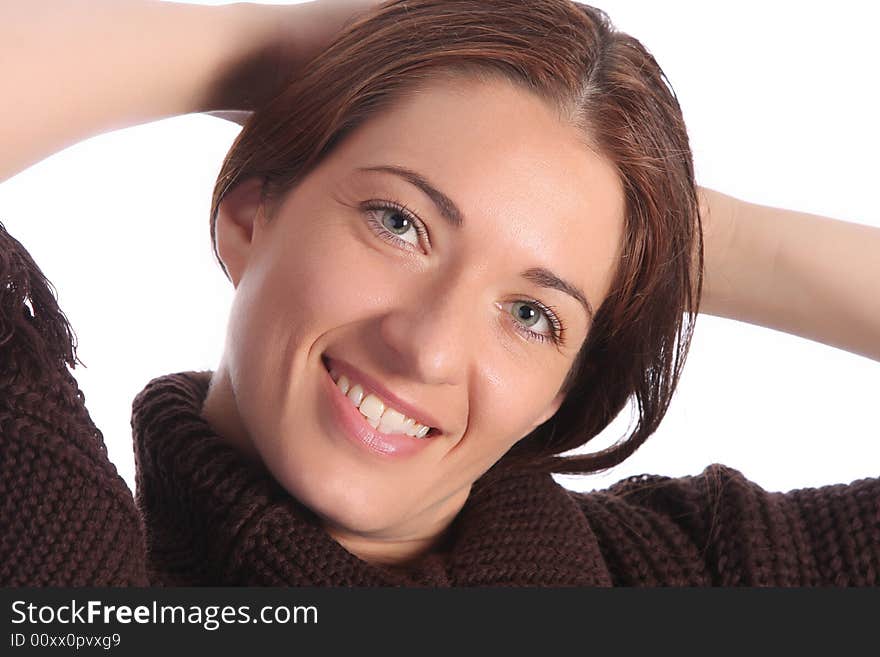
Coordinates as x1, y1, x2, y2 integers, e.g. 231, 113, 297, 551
223, 217, 394, 413
290, 246, 385, 331
465, 363, 563, 467
268, 211, 400, 331
229, 221, 368, 348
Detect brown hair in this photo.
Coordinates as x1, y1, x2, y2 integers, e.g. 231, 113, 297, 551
209, 0, 703, 477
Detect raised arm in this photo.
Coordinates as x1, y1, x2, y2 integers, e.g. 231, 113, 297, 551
0, 0, 379, 183
2, 0, 236, 182
698, 187, 880, 361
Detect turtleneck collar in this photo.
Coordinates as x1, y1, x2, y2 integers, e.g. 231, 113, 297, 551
131, 371, 610, 586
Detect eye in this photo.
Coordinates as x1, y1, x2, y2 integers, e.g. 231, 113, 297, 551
362, 199, 430, 251
500, 299, 566, 346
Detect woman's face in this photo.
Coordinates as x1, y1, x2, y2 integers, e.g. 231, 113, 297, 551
209, 75, 624, 559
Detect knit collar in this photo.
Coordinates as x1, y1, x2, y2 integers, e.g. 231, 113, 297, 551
132, 371, 610, 587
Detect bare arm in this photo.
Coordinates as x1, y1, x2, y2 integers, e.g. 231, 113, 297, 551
0, 0, 380, 183
0, 0, 257, 182
698, 187, 880, 361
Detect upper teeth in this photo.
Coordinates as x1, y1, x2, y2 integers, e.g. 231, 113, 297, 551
331, 370, 433, 439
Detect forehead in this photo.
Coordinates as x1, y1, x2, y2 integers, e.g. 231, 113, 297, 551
321, 74, 625, 303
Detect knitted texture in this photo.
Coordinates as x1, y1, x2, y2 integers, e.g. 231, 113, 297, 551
0, 221, 148, 586
1, 220, 878, 586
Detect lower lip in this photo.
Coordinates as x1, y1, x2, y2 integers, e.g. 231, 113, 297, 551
321, 362, 435, 459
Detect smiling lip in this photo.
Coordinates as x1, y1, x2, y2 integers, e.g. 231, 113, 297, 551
321, 355, 443, 434
321, 360, 436, 459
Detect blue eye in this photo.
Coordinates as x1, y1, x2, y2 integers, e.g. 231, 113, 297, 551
362, 200, 429, 251
501, 300, 566, 346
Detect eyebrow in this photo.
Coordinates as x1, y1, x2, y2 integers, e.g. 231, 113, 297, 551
357, 164, 595, 320
358, 164, 463, 227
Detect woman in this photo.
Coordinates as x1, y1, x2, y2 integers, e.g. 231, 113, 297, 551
0, 0, 877, 586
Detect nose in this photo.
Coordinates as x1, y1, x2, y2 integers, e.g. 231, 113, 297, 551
377, 269, 477, 386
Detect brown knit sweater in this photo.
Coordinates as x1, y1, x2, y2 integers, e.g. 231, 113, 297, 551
1, 221, 878, 586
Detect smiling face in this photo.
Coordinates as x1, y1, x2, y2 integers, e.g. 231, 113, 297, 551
204, 74, 624, 564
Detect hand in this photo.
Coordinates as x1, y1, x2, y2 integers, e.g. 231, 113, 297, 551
204, 0, 384, 126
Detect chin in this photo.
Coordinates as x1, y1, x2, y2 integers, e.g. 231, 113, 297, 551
312, 491, 406, 538
275, 457, 407, 537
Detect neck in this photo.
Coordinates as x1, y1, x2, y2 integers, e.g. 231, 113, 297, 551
201, 359, 261, 464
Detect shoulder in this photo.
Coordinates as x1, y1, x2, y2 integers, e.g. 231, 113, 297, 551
0, 220, 148, 585
568, 463, 880, 586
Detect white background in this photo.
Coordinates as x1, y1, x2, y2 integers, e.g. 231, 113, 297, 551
1, 0, 877, 496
